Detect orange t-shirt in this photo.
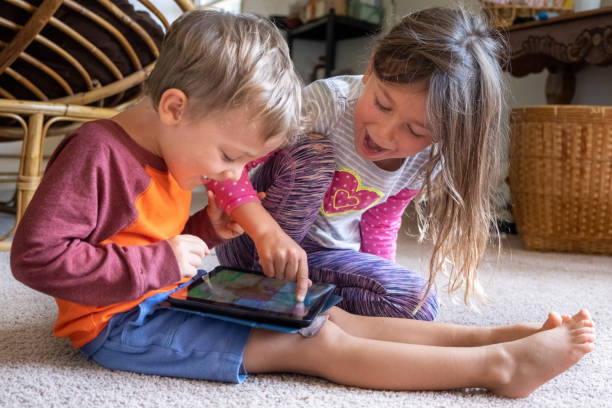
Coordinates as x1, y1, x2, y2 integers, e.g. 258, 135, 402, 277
54, 165, 191, 347
11, 120, 222, 349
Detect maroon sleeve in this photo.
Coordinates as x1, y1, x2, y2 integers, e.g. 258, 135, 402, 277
10, 123, 181, 306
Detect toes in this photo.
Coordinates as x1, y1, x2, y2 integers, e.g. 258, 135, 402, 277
542, 312, 562, 330
581, 319, 594, 328
571, 320, 595, 330
572, 309, 591, 322
572, 327, 595, 343
576, 342, 595, 354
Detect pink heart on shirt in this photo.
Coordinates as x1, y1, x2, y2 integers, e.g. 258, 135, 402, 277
322, 169, 382, 216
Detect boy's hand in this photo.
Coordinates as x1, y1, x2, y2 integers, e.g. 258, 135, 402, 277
254, 228, 312, 302
167, 234, 210, 277
206, 190, 244, 240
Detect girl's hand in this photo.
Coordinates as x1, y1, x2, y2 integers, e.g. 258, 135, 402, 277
167, 234, 210, 277
253, 227, 312, 302
206, 190, 244, 240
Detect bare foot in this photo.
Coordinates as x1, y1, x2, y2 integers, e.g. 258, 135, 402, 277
488, 310, 595, 398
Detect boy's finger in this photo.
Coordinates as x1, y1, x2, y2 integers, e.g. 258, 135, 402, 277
295, 258, 309, 302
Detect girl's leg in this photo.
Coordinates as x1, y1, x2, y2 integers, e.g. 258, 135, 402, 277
215, 135, 438, 321
216, 134, 335, 270
242, 310, 595, 398
326, 306, 565, 346
304, 244, 439, 321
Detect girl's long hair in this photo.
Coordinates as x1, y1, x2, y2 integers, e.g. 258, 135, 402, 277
372, 7, 509, 307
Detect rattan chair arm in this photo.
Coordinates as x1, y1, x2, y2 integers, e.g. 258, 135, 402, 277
50, 63, 154, 106
0, 99, 118, 119
63, 0, 142, 71
137, 0, 170, 29
0, 17, 93, 89
0, 40, 73, 95
0, 0, 62, 74
5, 67, 47, 100
97, 0, 159, 58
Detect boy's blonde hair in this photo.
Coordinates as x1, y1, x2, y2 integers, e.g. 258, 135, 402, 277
146, 10, 302, 142
372, 7, 509, 307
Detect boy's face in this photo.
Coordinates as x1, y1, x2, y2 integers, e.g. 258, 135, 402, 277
353, 68, 433, 169
159, 108, 283, 190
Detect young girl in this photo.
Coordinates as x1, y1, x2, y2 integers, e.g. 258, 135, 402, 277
210, 6, 509, 320
10, 9, 595, 398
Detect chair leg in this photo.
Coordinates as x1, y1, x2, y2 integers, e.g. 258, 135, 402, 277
0, 113, 46, 252
17, 113, 44, 225
0, 113, 44, 252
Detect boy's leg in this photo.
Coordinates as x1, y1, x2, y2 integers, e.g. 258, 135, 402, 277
216, 134, 335, 270
303, 243, 439, 321
243, 310, 595, 397
83, 307, 252, 383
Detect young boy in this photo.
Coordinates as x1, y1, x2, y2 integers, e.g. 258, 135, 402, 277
11, 9, 594, 397
10, 9, 302, 383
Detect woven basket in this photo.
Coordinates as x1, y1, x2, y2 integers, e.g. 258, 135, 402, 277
509, 105, 612, 255
480, 1, 572, 28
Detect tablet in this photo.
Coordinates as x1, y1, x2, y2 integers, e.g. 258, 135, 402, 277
167, 266, 336, 328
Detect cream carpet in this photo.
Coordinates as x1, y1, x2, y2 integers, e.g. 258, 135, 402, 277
1, 210, 611, 407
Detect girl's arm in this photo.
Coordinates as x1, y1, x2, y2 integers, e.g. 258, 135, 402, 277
228, 201, 310, 301
360, 189, 419, 262
205, 157, 309, 301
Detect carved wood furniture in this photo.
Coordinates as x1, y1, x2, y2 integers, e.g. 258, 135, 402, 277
0, 0, 195, 250
506, 6, 612, 104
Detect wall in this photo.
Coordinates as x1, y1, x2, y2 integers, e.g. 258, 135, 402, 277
247, 0, 612, 106
2, 0, 611, 181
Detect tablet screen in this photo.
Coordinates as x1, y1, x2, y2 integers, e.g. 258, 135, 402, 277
187, 268, 333, 317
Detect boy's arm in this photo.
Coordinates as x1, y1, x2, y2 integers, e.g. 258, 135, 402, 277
10, 132, 181, 306
360, 189, 419, 262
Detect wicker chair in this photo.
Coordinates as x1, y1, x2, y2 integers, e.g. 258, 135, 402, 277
0, 0, 195, 250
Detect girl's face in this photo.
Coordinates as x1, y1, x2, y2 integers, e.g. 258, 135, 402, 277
160, 108, 283, 190
353, 68, 433, 170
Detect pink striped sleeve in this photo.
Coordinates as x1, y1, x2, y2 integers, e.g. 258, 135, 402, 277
204, 152, 274, 214
360, 188, 419, 262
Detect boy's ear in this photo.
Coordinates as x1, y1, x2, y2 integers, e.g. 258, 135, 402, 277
158, 88, 188, 125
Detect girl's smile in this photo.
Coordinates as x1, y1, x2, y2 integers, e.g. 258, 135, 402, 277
353, 67, 433, 170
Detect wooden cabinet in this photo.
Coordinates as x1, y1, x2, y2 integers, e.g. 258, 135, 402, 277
506, 7, 612, 104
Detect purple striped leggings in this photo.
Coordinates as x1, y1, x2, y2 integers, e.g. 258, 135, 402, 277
216, 136, 439, 320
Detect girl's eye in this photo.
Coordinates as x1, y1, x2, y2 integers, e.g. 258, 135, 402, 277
374, 98, 391, 112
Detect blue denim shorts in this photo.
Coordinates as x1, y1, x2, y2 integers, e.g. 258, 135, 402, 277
80, 306, 252, 383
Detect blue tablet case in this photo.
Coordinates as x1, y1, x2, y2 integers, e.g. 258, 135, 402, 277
136, 270, 342, 333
